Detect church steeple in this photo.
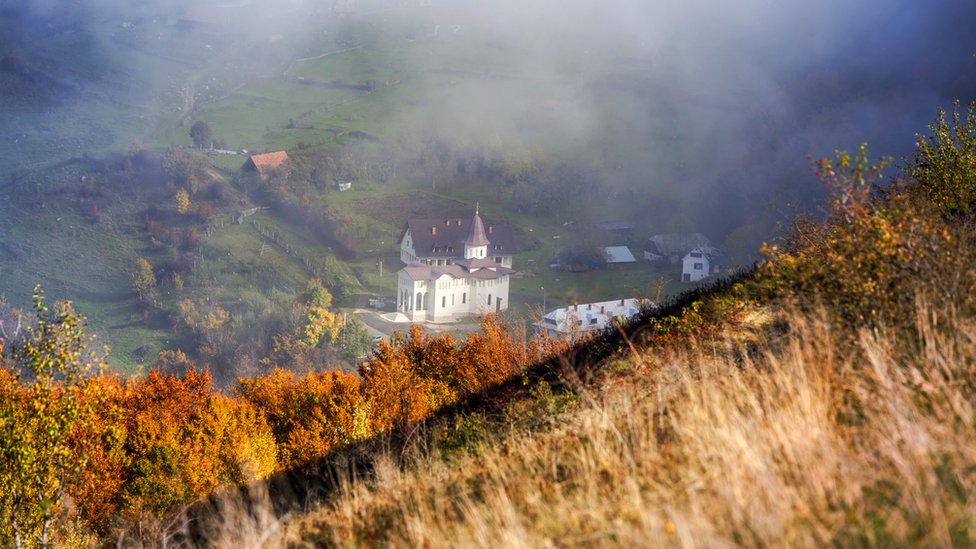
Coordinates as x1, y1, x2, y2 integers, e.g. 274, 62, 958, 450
463, 205, 490, 258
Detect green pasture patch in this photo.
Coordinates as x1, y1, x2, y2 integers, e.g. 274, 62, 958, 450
343, 190, 473, 229
286, 45, 411, 83
212, 155, 248, 171
0, 190, 154, 373
348, 251, 401, 298
199, 222, 312, 296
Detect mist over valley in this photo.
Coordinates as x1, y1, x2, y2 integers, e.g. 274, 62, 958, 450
0, 0, 974, 372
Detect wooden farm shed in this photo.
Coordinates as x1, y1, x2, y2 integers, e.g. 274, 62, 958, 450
242, 151, 289, 177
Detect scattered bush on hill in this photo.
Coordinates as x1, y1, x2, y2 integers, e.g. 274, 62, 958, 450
758, 114, 976, 332
910, 100, 976, 217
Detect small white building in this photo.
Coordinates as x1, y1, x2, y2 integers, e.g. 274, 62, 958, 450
396, 208, 515, 322
536, 298, 642, 339
682, 247, 713, 282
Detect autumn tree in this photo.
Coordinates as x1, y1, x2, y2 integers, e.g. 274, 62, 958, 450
359, 332, 432, 432
162, 147, 209, 195
130, 257, 156, 302
0, 287, 105, 548
263, 279, 345, 372
174, 299, 232, 355
300, 304, 342, 348
65, 372, 126, 537
175, 188, 191, 214
237, 369, 364, 469
293, 279, 342, 348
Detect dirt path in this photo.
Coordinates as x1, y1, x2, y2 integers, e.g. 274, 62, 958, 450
178, 74, 197, 126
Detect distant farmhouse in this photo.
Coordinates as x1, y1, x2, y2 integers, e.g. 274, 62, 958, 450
644, 232, 722, 282
397, 208, 517, 322
537, 298, 642, 340
241, 151, 289, 178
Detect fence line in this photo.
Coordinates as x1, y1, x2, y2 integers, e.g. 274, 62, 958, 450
251, 221, 324, 279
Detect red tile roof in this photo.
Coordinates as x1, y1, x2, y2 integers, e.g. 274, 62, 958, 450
243, 151, 289, 175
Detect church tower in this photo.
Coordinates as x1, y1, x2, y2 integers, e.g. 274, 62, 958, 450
463, 204, 490, 259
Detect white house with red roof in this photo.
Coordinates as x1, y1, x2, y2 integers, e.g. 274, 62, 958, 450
396, 207, 515, 322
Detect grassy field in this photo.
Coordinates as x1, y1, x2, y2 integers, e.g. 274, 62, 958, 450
0, 169, 163, 371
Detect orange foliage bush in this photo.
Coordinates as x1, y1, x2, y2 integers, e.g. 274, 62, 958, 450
118, 369, 276, 516
57, 368, 278, 535
360, 314, 540, 431
361, 332, 436, 432
236, 368, 363, 470
68, 372, 127, 535
1, 311, 542, 542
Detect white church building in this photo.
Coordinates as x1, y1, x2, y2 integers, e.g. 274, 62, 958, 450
396, 208, 517, 322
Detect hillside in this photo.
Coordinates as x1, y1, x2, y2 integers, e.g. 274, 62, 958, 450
2, 106, 974, 546
273, 302, 973, 547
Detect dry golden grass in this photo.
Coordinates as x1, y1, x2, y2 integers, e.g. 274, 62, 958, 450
233, 299, 972, 548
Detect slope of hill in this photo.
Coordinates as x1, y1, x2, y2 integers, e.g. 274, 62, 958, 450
271, 301, 973, 547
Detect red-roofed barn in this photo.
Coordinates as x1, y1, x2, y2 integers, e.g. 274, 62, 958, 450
241, 151, 289, 177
